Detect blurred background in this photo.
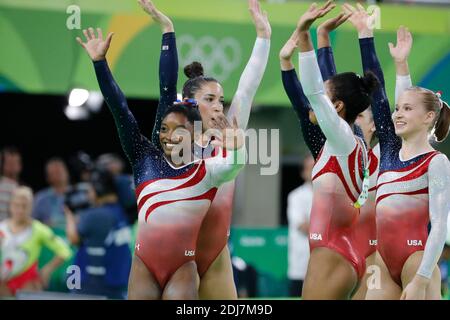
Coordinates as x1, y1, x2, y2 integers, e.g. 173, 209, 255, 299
0, 0, 449, 299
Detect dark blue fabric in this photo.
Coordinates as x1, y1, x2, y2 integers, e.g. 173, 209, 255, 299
281, 46, 337, 159
114, 174, 135, 209
317, 46, 337, 81
152, 32, 179, 147
93, 59, 195, 188
75, 203, 131, 291
358, 37, 432, 172
282, 69, 326, 159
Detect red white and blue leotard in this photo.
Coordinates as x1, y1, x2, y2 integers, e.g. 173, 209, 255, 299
283, 46, 379, 262
298, 50, 369, 279
93, 50, 244, 288
196, 38, 270, 276
154, 34, 270, 277
354, 144, 379, 259
360, 36, 450, 286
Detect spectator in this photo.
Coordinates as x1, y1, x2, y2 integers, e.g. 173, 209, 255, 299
96, 153, 136, 224
0, 146, 22, 221
32, 158, 71, 230
0, 186, 72, 297
286, 154, 315, 297
65, 168, 132, 299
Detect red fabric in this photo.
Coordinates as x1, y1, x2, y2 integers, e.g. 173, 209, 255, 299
308, 192, 366, 280
6, 262, 40, 295
195, 182, 235, 276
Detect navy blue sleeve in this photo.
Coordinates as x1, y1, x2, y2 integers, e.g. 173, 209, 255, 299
77, 210, 91, 238
93, 60, 153, 166
317, 46, 337, 81
359, 37, 400, 150
152, 32, 178, 146
282, 69, 326, 159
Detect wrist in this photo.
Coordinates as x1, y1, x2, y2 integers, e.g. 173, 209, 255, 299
92, 55, 106, 62
413, 274, 431, 287
395, 59, 409, 65
280, 59, 294, 71
162, 24, 174, 34
358, 30, 374, 39
317, 28, 330, 37
256, 30, 270, 39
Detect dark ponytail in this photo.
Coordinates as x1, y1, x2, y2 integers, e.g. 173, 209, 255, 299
328, 71, 380, 123
182, 61, 219, 99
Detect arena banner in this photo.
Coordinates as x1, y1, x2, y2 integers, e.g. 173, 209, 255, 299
1, 0, 449, 106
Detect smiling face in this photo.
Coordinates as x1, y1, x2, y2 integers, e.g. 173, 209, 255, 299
159, 112, 195, 159
393, 91, 436, 139
193, 81, 225, 129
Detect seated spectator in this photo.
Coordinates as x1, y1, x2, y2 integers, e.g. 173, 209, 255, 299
0, 146, 22, 221
32, 158, 71, 230
0, 187, 72, 297
65, 168, 132, 299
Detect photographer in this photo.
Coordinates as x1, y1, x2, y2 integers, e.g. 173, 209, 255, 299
96, 154, 136, 224
64, 168, 132, 299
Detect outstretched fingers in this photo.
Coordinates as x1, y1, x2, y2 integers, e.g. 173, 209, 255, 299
88, 27, 96, 40
97, 28, 103, 41
76, 37, 86, 48
82, 29, 91, 41
105, 32, 115, 47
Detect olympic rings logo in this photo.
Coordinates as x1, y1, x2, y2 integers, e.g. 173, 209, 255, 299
178, 34, 242, 82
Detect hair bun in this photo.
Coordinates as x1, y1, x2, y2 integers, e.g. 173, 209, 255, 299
184, 61, 204, 79
360, 71, 380, 95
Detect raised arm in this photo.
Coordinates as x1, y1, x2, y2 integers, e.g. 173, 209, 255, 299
138, 0, 179, 145
280, 31, 325, 159
227, 0, 270, 130
344, 3, 398, 148
317, 12, 351, 81
389, 26, 413, 103
297, 2, 355, 155
77, 28, 153, 165
401, 154, 450, 300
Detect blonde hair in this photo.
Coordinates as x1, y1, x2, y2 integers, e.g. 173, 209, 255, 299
11, 186, 34, 203
405, 86, 450, 142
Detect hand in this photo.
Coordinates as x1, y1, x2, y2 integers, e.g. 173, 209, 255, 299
389, 26, 413, 63
76, 27, 114, 61
279, 30, 298, 62
296, 0, 336, 33
317, 11, 352, 35
342, 3, 376, 38
400, 275, 429, 300
248, 0, 271, 39
138, 0, 174, 33
63, 206, 74, 218
208, 115, 244, 150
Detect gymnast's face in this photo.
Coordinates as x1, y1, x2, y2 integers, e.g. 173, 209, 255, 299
193, 82, 225, 129
160, 112, 194, 159
355, 108, 376, 142
9, 193, 32, 223
393, 91, 435, 139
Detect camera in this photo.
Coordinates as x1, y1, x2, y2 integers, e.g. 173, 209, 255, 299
64, 182, 93, 213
